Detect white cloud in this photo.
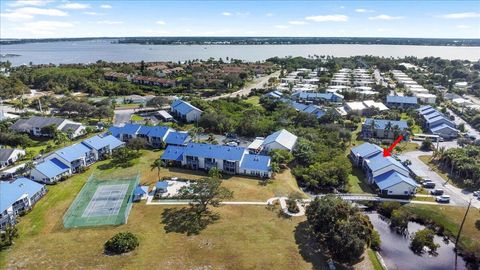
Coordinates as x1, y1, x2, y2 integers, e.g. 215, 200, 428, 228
265, 13, 273, 17
84, 12, 103, 16
305, 14, 348, 22
236, 12, 250, 16
58, 3, 91, 10
15, 7, 68, 16
221, 12, 232, 16
143, 29, 170, 35
97, 20, 123, 25
440, 12, 480, 19
15, 20, 74, 36
156, 20, 166, 25
355, 8, 373, 13
1, 7, 68, 21
8, 0, 53, 7
368, 14, 404, 20
457, 24, 470, 29
288, 20, 308, 25
275, 25, 289, 29
0, 12, 33, 21
100, 4, 112, 9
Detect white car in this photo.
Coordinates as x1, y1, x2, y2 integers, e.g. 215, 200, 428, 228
436, 195, 450, 203
473, 191, 480, 197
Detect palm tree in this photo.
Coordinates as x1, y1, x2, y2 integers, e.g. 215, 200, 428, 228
150, 158, 164, 179
188, 127, 204, 142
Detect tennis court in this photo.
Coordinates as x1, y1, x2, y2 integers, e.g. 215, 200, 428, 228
63, 174, 139, 228
82, 184, 129, 218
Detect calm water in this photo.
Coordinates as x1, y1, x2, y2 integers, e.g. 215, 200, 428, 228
368, 214, 468, 270
1, 39, 480, 66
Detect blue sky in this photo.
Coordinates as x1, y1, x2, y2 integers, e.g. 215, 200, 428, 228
1, 0, 479, 38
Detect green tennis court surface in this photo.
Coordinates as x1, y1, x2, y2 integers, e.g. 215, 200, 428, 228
63, 174, 139, 228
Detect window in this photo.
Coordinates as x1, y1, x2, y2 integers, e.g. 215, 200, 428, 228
388, 190, 392, 193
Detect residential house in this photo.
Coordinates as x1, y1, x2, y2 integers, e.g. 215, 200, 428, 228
46, 143, 96, 173
161, 142, 272, 178
170, 99, 203, 123
30, 158, 71, 184
349, 143, 417, 197
361, 118, 409, 140
81, 134, 125, 160
261, 129, 298, 152
0, 178, 47, 229
239, 154, 272, 178
349, 142, 383, 167
418, 106, 458, 139
292, 92, 343, 104
10, 116, 86, 138
386, 95, 419, 109
0, 148, 26, 169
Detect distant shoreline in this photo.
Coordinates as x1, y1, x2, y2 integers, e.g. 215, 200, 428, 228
1, 37, 480, 47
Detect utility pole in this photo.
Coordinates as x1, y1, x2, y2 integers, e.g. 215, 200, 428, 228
455, 198, 472, 270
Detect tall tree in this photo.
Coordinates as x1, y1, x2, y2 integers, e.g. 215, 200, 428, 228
179, 177, 233, 215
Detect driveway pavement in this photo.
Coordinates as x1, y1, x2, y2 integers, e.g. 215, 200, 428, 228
399, 151, 479, 209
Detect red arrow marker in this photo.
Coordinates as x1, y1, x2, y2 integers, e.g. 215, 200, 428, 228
383, 135, 404, 157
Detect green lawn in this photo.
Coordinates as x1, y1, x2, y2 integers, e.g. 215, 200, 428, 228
348, 167, 375, 194
3, 150, 372, 270
130, 114, 144, 122
244, 96, 261, 107
367, 249, 385, 270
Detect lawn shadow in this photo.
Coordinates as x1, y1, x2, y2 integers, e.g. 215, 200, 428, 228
294, 221, 329, 270
351, 167, 374, 193
161, 207, 219, 236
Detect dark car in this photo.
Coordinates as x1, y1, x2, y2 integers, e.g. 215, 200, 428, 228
422, 182, 436, 189
430, 189, 444, 195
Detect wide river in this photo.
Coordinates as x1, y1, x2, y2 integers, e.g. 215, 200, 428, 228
1, 39, 480, 66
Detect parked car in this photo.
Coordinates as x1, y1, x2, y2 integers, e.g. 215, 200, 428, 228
473, 191, 480, 197
420, 179, 432, 184
436, 195, 450, 203
430, 189, 444, 196
422, 182, 436, 189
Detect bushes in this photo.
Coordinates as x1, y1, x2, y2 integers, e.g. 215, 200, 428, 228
104, 232, 139, 255
377, 201, 402, 218
390, 209, 410, 231
410, 229, 439, 254
476, 219, 480, 231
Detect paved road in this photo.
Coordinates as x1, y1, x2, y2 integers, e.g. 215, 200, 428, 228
399, 151, 479, 209
446, 108, 480, 139
113, 108, 135, 126
206, 71, 280, 100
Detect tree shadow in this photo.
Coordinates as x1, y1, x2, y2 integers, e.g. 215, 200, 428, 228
293, 221, 356, 270
161, 207, 219, 236
294, 221, 330, 270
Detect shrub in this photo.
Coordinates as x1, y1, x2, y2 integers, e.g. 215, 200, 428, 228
370, 230, 381, 251
104, 232, 139, 255
390, 209, 410, 231
410, 228, 439, 254
475, 219, 480, 231
378, 201, 401, 218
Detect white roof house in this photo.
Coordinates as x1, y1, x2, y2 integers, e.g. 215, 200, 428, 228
345, 102, 367, 112
261, 129, 298, 152
363, 100, 389, 111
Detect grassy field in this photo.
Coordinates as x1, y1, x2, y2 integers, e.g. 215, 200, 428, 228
130, 114, 144, 122
405, 204, 480, 257
244, 95, 261, 107
3, 150, 376, 270
348, 167, 374, 194
367, 249, 385, 270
